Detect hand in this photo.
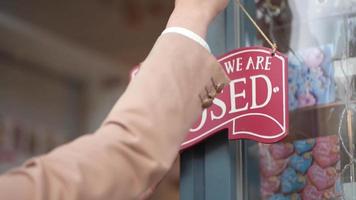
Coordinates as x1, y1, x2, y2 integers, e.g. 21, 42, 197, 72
167, 0, 229, 38
174, 0, 229, 21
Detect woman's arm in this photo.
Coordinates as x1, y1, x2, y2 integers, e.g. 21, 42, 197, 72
0, 1, 229, 199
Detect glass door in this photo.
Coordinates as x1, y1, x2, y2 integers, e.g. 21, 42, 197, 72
240, 0, 356, 199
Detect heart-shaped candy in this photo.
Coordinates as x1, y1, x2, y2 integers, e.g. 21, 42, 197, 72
323, 187, 340, 199
261, 176, 280, 198
307, 163, 337, 190
280, 167, 306, 194
301, 47, 324, 69
312, 136, 340, 168
260, 145, 288, 177
293, 139, 315, 155
269, 143, 294, 160
322, 176, 342, 199
302, 184, 323, 200
268, 194, 289, 200
268, 193, 301, 200
289, 193, 301, 200
289, 152, 313, 174
260, 158, 288, 177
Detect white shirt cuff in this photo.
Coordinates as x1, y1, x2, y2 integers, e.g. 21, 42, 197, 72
161, 27, 211, 53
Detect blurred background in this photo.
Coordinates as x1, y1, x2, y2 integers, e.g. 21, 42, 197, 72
0, 0, 178, 199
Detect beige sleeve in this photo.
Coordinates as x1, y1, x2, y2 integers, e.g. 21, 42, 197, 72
0, 34, 229, 200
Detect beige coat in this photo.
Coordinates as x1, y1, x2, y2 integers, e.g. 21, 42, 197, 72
0, 33, 229, 200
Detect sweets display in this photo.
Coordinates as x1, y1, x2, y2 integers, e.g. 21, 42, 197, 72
259, 135, 342, 200
288, 45, 336, 110
251, 1, 350, 200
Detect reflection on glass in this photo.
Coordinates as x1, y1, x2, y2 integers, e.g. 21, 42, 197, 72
241, 0, 356, 199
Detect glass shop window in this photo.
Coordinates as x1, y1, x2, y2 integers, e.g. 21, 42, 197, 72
241, 0, 356, 199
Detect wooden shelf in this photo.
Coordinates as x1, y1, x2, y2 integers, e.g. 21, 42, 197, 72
284, 101, 355, 142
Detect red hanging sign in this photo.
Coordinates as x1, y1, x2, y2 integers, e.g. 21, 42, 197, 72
181, 47, 288, 150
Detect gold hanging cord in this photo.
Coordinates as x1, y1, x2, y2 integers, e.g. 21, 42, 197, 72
236, 0, 277, 54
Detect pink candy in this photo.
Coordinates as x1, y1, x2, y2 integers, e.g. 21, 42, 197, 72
298, 93, 316, 107
312, 136, 340, 168
269, 143, 294, 160
302, 184, 323, 200
307, 164, 337, 190
261, 176, 280, 198
260, 145, 288, 177
301, 47, 324, 69
259, 136, 341, 199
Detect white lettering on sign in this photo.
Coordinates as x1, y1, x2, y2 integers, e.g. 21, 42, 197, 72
190, 74, 274, 132
210, 98, 226, 120
225, 56, 272, 74
250, 75, 272, 109
224, 57, 243, 74
229, 78, 248, 114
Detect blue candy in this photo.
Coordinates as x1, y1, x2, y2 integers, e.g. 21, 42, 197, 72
268, 193, 301, 200
289, 153, 313, 174
268, 194, 289, 200
280, 168, 306, 194
287, 45, 335, 110
293, 139, 315, 154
